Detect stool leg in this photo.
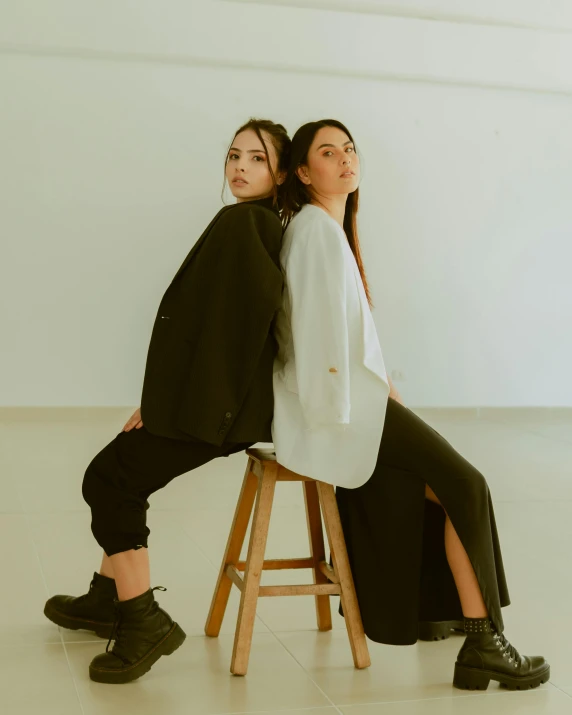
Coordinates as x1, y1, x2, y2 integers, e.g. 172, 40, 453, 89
231, 463, 278, 676
205, 458, 258, 638
303, 481, 332, 631
317, 482, 371, 669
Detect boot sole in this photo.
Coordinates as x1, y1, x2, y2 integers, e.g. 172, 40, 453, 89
453, 662, 551, 690
89, 622, 187, 684
418, 620, 465, 641
44, 601, 114, 639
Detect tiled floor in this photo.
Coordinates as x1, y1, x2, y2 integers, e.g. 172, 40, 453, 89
1, 406, 571, 714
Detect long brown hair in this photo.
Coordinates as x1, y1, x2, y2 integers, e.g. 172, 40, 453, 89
222, 118, 291, 209
280, 119, 374, 309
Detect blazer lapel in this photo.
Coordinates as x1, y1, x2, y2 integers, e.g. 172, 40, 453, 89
170, 206, 232, 283
170, 196, 279, 284
353, 262, 389, 385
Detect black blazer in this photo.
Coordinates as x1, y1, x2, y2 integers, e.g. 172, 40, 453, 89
140, 196, 283, 446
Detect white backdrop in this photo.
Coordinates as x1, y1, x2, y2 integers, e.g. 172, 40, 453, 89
1, 0, 571, 407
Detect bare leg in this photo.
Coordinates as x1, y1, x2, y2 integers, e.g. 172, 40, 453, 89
109, 548, 151, 602
99, 551, 115, 579
425, 484, 488, 618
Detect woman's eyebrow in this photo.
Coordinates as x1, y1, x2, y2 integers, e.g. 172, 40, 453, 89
229, 147, 268, 154
316, 140, 353, 150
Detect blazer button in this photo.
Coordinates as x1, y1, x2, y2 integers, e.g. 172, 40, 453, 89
225, 412, 232, 418
329, 367, 338, 373
218, 428, 225, 435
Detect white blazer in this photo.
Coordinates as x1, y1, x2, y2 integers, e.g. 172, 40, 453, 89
271, 203, 391, 488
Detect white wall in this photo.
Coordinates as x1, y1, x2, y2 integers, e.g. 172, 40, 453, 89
1, 0, 571, 407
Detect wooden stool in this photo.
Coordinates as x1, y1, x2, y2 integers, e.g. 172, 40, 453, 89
204, 447, 371, 676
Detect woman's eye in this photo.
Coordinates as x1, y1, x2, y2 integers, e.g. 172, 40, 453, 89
346, 147, 354, 153
253, 155, 266, 162
228, 154, 239, 161
323, 151, 333, 157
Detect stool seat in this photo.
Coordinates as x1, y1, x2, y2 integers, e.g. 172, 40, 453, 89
204, 446, 371, 675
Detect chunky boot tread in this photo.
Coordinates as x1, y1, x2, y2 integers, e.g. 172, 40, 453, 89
89, 586, 187, 684
89, 621, 186, 684
454, 620, 550, 692
418, 620, 465, 641
44, 600, 114, 637
454, 662, 550, 691
44, 600, 113, 627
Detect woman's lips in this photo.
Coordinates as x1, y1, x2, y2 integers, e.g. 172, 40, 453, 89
233, 178, 249, 184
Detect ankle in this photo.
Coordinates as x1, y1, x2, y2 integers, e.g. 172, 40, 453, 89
463, 616, 495, 636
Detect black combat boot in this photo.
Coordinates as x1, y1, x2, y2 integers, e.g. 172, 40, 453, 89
44, 571, 118, 638
89, 585, 186, 684
418, 620, 465, 641
453, 616, 550, 690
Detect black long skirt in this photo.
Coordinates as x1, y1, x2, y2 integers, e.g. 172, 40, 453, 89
335, 397, 511, 646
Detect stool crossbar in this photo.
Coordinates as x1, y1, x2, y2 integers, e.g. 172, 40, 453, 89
204, 447, 371, 675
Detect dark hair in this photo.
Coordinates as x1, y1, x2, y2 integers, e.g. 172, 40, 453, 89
280, 119, 373, 309
222, 118, 291, 210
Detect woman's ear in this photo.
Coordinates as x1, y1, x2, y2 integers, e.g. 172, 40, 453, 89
296, 164, 311, 186
276, 170, 287, 186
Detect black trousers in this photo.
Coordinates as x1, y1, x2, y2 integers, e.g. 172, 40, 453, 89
81, 427, 255, 557
82, 400, 510, 646
335, 397, 511, 645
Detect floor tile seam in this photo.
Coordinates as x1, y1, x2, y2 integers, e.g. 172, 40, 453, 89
478, 417, 572, 445
60, 629, 287, 646
209, 706, 341, 715
60, 639, 87, 715
549, 682, 572, 697
335, 687, 548, 707
490, 498, 572, 504
23, 511, 86, 715
0, 640, 68, 649
177, 520, 272, 633
267, 630, 342, 711
269, 626, 354, 637
475, 408, 572, 417
266, 633, 559, 708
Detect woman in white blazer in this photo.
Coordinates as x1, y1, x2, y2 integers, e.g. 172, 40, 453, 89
271, 119, 549, 691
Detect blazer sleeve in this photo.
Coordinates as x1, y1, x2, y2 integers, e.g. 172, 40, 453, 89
175, 203, 283, 441
286, 217, 351, 428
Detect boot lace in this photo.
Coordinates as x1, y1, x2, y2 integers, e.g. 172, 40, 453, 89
492, 632, 522, 668
105, 602, 126, 661
74, 576, 96, 605
105, 586, 167, 663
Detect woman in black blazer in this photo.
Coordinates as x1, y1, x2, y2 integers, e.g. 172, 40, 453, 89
43, 119, 291, 684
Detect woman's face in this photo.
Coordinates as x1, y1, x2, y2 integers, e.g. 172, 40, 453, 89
225, 129, 284, 202
296, 125, 359, 197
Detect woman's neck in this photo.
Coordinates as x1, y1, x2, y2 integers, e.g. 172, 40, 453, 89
309, 194, 348, 229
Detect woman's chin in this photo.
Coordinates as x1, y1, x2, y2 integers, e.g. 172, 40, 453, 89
229, 187, 255, 200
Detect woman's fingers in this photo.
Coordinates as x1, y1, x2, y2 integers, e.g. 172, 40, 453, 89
122, 409, 142, 432
123, 419, 143, 431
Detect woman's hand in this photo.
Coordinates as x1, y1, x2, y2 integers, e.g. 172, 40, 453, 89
389, 393, 406, 406
387, 376, 405, 406
123, 407, 143, 431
